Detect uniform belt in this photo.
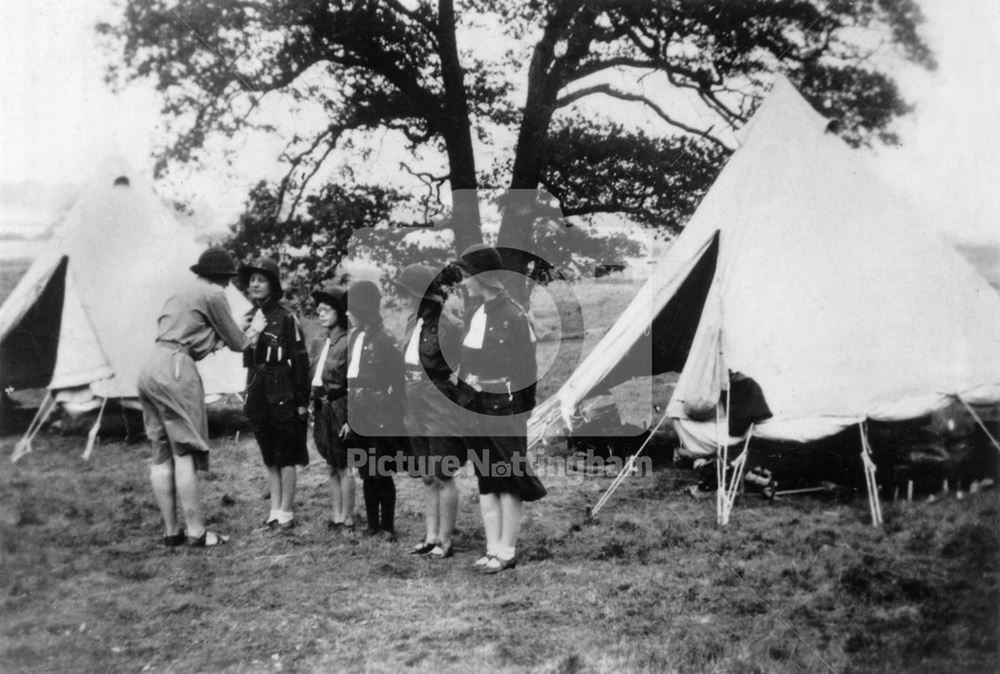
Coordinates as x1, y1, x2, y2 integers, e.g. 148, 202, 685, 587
348, 384, 388, 394
404, 368, 428, 383
467, 375, 511, 385
155, 340, 190, 356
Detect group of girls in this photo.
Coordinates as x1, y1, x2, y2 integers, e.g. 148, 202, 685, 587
240, 244, 546, 573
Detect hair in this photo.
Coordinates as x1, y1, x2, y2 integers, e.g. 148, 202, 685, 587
317, 301, 348, 329
202, 273, 233, 287
247, 271, 276, 299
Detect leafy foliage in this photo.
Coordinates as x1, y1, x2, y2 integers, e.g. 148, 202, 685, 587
101, 0, 934, 275
229, 181, 413, 306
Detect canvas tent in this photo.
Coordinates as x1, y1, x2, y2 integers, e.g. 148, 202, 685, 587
0, 159, 249, 448
530, 78, 1000, 519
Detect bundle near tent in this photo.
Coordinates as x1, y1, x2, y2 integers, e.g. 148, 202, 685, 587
0, 159, 249, 459
530, 78, 1000, 523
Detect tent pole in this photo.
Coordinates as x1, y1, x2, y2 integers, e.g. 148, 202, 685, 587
11, 391, 56, 463
721, 425, 753, 526
714, 329, 728, 526
590, 406, 673, 519
82, 396, 108, 461
858, 422, 883, 527
956, 395, 1000, 454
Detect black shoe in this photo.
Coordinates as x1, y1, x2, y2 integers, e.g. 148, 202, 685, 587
162, 529, 186, 547
362, 527, 380, 538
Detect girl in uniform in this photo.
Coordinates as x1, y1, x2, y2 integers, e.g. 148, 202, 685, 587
344, 280, 408, 541
310, 285, 355, 533
240, 257, 311, 530
394, 264, 465, 558
454, 245, 546, 573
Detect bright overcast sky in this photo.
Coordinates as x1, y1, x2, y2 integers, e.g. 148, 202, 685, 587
0, 0, 998, 244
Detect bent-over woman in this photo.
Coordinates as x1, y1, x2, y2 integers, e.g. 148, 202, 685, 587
138, 247, 253, 547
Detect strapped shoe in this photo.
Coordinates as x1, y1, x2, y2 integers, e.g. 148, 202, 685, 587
187, 530, 229, 547
482, 556, 516, 574
429, 544, 453, 559
409, 541, 438, 555
472, 554, 493, 568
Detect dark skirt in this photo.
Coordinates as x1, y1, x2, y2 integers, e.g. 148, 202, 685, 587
249, 407, 308, 468
314, 395, 349, 470
465, 392, 546, 502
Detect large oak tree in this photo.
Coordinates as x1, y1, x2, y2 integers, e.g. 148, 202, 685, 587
101, 0, 933, 297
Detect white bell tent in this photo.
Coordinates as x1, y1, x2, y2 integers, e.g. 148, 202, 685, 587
530, 78, 1000, 523
0, 160, 249, 459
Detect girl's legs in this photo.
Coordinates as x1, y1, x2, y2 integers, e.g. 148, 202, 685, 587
278, 466, 297, 525
362, 476, 380, 531
266, 465, 282, 522
436, 478, 459, 549
339, 469, 355, 527
478, 492, 502, 559
328, 467, 344, 524
379, 477, 396, 535
498, 493, 523, 560
423, 479, 440, 544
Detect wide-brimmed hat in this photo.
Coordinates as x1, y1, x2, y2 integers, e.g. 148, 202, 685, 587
239, 257, 283, 298
455, 244, 505, 289
311, 285, 347, 314
392, 263, 444, 303
190, 247, 239, 277
346, 280, 381, 320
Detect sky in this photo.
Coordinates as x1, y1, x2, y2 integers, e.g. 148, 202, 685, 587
0, 0, 998, 245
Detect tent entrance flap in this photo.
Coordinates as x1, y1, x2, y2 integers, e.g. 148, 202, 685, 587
0, 256, 68, 389
599, 232, 720, 391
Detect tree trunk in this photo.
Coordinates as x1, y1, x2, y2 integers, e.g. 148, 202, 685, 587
437, 0, 481, 255
496, 11, 564, 308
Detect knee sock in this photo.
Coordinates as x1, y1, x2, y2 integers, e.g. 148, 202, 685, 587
380, 478, 396, 532
363, 478, 380, 529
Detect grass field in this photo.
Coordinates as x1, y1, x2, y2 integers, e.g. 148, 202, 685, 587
1, 429, 997, 673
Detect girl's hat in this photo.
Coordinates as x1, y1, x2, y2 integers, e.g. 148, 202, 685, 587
190, 247, 239, 277
239, 257, 283, 298
346, 280, 381, 319
455, 244, 505, 289
311, 285, 347, 313
393, 264, 444, 303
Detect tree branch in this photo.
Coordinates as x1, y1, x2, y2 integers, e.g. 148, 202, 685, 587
554, 83, 731, 150
400, 161, 450, 221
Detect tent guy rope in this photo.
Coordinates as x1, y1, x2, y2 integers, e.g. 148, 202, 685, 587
956, 394, 1000, 454
589, 405, 673, 519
